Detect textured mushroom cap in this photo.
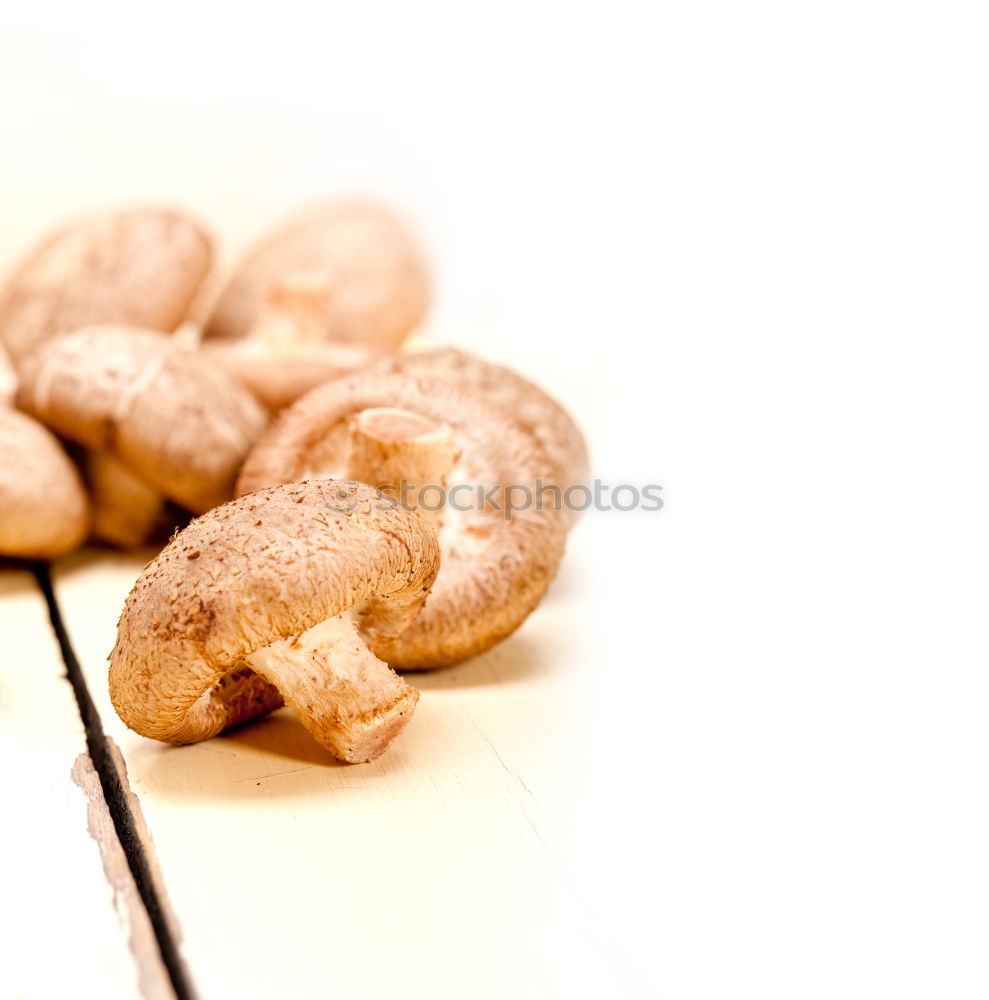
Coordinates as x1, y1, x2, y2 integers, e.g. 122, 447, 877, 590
375, 347, 589, 495
17, 325, 267, 513
0, 409, 89, 559
200, 340, 381, 412
238, 372, 568, 668
203, 201, 430, 349
0, 207, 212, 367
109, 480, 440, 743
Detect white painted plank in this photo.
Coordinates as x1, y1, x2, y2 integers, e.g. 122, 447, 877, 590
53, 548, 625, 999
0, 566, 173, 1000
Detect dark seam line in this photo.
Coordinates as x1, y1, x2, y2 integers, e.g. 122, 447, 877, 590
32, 563, 198, 1000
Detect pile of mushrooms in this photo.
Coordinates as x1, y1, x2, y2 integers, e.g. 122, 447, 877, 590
0, 200, 586, 765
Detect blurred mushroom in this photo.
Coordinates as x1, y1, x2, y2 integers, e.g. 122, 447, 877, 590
201, 274, 384, 412
0, 207, 212, 368
238, 373, 567, 669
0, 409, 89, 559
84, 452, 169, 549
17, 325, 266, 514
203, 200, 430, 351
109, 480, 440, 762
0, 342, 16, 407
375, 347, 589, 505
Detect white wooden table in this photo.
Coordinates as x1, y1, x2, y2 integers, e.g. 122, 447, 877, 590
2, 530, 627, 1000
0, 565, 171, 999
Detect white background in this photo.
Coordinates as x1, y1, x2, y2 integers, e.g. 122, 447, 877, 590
2, 2, 988, 997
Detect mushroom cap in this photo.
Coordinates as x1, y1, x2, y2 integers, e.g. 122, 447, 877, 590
109, 480, 440, 743
17, 325, 267, 513
374, 347, 589, 496
237, 372, 568, 668
0, 207, 212, 367
200, 339, 382, 412
0, 409, 89, 559
202, 200, 430, 350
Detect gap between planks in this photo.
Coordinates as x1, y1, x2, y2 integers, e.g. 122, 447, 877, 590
34, 564, 198, 1000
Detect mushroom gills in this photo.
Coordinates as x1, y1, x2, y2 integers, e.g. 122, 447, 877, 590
244, 613, 418, 763
86, 451, 166, 547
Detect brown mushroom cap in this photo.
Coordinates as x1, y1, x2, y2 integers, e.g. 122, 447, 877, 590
237, 372, 568, 669
17, 325, 266, 513
0, 207, 212, 367
374, 347, 589, 497
109, 480, 440, 760
0, 409, 89, 559
203, 200, 430, 350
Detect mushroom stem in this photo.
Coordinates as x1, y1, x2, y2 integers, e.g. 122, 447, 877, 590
244, 613, 418, 763
250, 274, 332, 351
347, 407, 458, 526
